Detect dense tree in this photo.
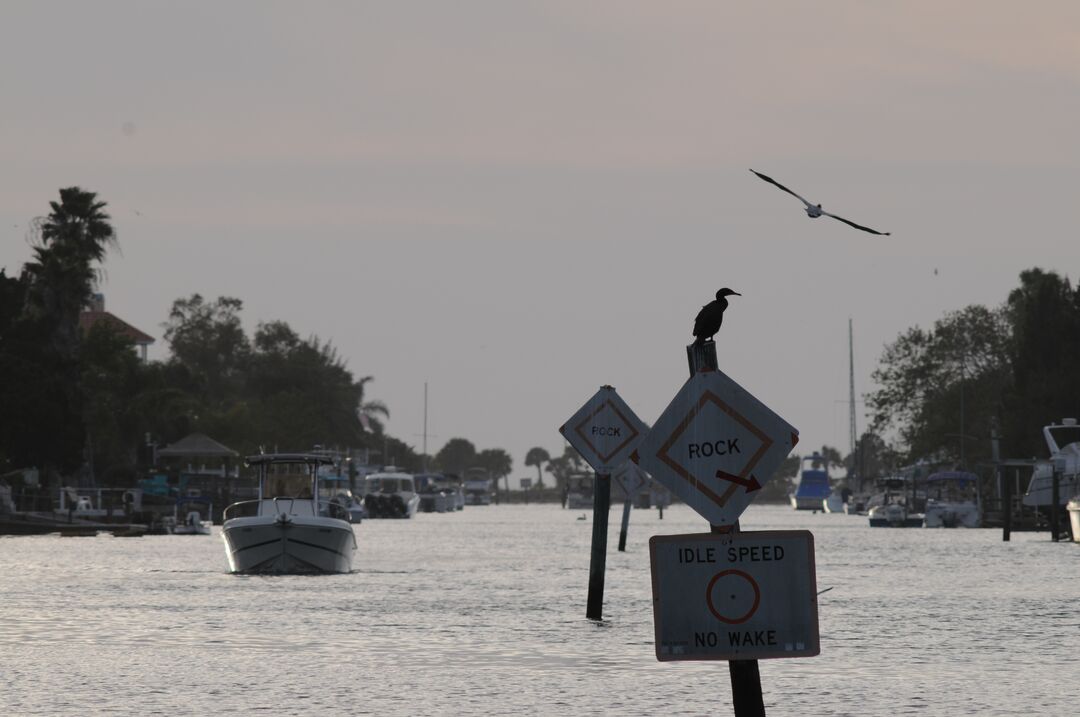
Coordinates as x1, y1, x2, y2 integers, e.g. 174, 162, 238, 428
524, 447, 550, 488
1003, 269, 1080, 457
868, 304, 1012, 466
435, 438, 477, 476
162, 294, 250, 404
81, 322, 146, 476
867, 268, 1080, 466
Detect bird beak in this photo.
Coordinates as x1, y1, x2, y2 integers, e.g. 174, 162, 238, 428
732, 291, 742, 296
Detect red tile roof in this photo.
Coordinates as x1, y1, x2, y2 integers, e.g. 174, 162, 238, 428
79, 311, 155, 345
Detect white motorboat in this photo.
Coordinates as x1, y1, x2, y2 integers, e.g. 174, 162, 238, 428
362, 472, 420, 518
415, 473, 462, 513
221, 454, 357, 574
1022, 418, 1080, 509
463, 468, 493, 506
170, 496, 213, 535
924, 471, 981, 528
823, 489, 846, 513
867, 477, 923, 527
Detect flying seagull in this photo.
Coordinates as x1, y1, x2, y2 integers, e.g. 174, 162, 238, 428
693, 288, 740, 345
749, 169, 890, 236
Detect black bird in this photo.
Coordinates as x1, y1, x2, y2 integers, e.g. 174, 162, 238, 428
693, 288, 741, 345
749, 169, 891, 236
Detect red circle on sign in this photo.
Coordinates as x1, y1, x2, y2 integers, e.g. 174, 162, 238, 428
705, 569, 761, 624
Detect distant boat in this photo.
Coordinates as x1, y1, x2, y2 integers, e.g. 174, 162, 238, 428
221, 453, 356, 574
362, 472, 421, 519
790, 454, 832, 510
867, 477, 923, 528
923, 471, 981, 528
169, 496, 212, 535
565, 473, 594, 510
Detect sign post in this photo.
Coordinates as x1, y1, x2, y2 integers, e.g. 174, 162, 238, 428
559, 385, 648, 621
614, 461, 648, 552
634, 341, 809, 717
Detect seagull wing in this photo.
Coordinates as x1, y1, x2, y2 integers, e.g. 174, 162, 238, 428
749, 169, 813, 207
820, 210, 891, 236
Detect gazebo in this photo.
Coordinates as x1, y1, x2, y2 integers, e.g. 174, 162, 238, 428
156, 433, 242, 503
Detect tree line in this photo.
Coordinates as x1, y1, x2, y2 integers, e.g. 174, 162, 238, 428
0, 188, 513, 487
866, 268, 1080, 470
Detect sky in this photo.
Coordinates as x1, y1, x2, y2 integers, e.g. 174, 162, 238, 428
3, 2, 1079, 485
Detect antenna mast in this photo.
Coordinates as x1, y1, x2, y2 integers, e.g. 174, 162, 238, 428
848, 318, 857, 485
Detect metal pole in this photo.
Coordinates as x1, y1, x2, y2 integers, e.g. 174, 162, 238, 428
688, 340, 766, 717
618, 498, 632, 551
586, 472, 612, 620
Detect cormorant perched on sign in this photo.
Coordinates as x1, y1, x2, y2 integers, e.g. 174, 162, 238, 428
693, 288, 741, 345
749, 169, 891, 236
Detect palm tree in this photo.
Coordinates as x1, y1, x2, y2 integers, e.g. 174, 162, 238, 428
477, 448, 513, 494
23, 187, 117, 357
524, 447, 550, 489
355, 375, 389, 434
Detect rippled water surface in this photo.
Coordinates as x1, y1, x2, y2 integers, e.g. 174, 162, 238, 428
2, 504, 1078, 716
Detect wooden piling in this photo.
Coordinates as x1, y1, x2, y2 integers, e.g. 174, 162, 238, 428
1002, 466, 1012, 542
1051, 466, 1060, 542
586, 472, 612, 620
688, 339, 766, 717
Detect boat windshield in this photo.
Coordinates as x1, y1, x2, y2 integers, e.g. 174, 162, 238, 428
1047, 425, 1080, 451
263, 466, 314, 499
368, 478, 407, 493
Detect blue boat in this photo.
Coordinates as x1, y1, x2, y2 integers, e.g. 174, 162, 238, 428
789, 453, 832, 510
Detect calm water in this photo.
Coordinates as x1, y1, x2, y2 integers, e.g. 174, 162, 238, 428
1, 504, 1078, 716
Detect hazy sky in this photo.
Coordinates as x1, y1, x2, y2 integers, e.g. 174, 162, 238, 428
3, 2, 1078, 482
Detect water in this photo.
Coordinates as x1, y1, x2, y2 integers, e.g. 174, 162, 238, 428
1, 504, 1077, 716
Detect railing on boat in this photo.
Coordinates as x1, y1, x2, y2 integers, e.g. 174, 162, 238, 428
223, 499, 352, 522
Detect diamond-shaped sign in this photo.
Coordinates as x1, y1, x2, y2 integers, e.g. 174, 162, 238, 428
613, 460, 649, 497
560, 386, 648, 474
633, 368, 798, 525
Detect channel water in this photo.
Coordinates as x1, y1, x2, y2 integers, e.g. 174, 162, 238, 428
1, 504, 1077, 716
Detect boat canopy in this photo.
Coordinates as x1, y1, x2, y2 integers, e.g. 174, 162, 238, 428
926, 471, 978, 483
245, 453, 336, 466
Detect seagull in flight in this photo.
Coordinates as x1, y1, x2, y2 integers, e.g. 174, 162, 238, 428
749, 169, 890, 236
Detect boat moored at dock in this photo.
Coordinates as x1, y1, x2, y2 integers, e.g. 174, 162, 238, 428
1022, 418, 1080, 510
789, 454, 832, 510
362, 472, 420, 518
221, 454, 356, 574
923, 471, 981, 528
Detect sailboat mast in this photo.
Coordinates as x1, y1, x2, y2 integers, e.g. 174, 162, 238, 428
848, 318, 858, 488
423, 381, 429, 471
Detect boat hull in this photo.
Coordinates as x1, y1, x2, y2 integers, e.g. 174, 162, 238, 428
924, 502, 981, 528
790, 495, 825, 511
222, 515, 356, 574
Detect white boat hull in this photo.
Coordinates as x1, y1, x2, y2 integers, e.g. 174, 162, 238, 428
789, 495, 822, 511
924, 501, 981, 528
222, 514, 356, 574
1023, 471, 1080, 508
823, 492, 845, 513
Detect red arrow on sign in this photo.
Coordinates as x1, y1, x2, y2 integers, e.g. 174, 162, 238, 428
715, 470, 761, 493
